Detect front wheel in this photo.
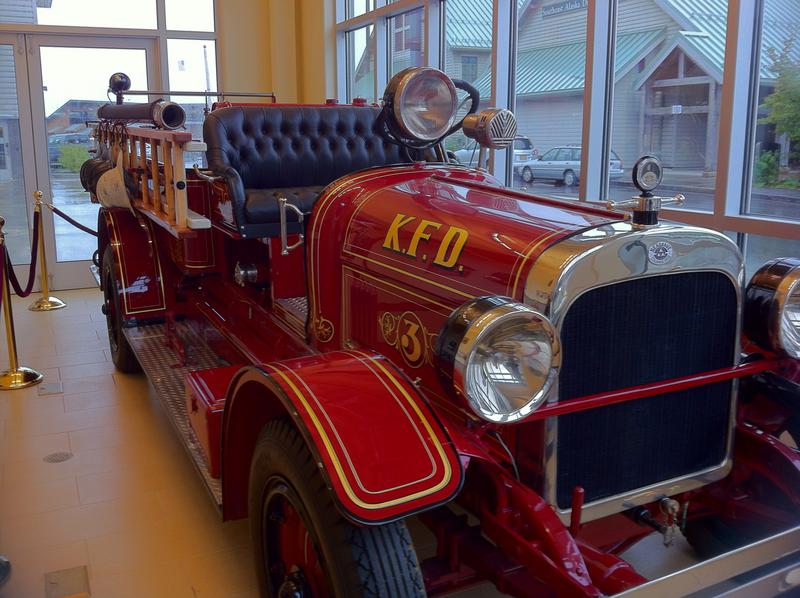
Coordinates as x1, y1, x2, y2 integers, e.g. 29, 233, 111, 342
102, 246, 141, 373
521, 166, 533, 183
563, 169, 577, 187
249, 420, 426, 598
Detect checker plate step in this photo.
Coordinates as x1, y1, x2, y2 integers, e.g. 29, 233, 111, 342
124, 321, 224, 507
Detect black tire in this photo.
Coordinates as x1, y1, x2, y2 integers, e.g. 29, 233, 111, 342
249, 419, 425, 598
102, 246, 141, 373
563, 169, 577, 187
521, 166, 533, 183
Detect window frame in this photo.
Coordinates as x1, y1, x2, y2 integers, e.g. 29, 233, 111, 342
334, 0, 800, 251
0, 0, 219, 95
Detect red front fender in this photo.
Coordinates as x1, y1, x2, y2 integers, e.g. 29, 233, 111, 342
221, 350, 464, 524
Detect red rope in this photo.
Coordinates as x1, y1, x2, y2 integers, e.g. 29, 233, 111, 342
5, 209, 40, 298
48, 204, 98, 237
0, 241, 5, 316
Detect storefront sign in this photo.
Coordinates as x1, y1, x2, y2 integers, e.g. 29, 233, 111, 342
542, 0, 588, 17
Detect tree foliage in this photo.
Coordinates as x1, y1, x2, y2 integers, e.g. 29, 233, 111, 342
57, 144, 89, 172
761, 35, 800, 142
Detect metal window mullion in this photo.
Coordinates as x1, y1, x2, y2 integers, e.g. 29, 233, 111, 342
336, 0, 424, 30
490, 0, 512, 182
423, 0, 441, 69
375, 16, 387, 102
335, 0, 348, 100
714, 0, 762, 221
161, 30, 216, 40
578, 0, 616, 202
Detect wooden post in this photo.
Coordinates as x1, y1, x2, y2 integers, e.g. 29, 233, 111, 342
150, 139, 160, 212
172, 143, 186, 229
163, 141, 175, 224
139, 138, 149, 205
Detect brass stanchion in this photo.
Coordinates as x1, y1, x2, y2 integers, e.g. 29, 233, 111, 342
28, 191, 66, 311
0, 216, 44, 390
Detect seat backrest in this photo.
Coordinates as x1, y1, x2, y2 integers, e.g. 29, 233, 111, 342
203, 105, 407, 189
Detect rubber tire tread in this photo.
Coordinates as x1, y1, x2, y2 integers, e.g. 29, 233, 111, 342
249, 419, 426, 598
101, 246, 141, 374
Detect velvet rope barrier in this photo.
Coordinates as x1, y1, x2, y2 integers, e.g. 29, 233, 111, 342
0, 241, 5, 316
47, 204, 98, 237
5, 208, 40, 298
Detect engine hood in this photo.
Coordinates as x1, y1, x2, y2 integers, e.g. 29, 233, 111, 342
336, 164, 624, 304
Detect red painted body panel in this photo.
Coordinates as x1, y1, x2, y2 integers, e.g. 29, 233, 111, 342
223, 351, 463, 523
185, 365, 241, 478
101, 207, 167, 318
306, 164, 622, 418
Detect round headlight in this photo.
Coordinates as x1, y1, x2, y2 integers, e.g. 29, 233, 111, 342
437, 296, 561, 423
744, 257, 800, 358
384, 67, 458, 143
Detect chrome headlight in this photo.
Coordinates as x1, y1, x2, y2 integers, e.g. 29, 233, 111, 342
383, 67, 458, 143
437, 296, 561, 423
745, 257, 800, 358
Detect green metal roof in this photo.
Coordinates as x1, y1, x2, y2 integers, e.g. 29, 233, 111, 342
474, 29, 664, 98
444, 0, 529, 49
659, 0, 800, 81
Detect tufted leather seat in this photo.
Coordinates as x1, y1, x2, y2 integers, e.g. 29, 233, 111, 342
203, 105, 408, 238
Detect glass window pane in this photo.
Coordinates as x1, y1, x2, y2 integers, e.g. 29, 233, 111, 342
513, 0, 587, 194
607, 2, 728, 211
444, 0, 493, 157
346, 25, 375, 102
744, 233, 800, 279
745, 0, 800, 222
34, 0, 157, 29
40, 46, 148, 262
0, 44, 31, 265
347, 0, 374, 20
166, 0, 215, 32
167, 39, 217, 165
389, 8, 424, 76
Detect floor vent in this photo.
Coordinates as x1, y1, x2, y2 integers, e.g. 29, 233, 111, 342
43, 451, 74, 464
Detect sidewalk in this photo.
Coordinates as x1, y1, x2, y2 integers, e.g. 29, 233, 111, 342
614, 168, 800, 201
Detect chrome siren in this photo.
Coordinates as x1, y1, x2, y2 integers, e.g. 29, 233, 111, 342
462, 108, 518, 171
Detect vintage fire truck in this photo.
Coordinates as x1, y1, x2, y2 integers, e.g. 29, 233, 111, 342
82, 68, 800, 597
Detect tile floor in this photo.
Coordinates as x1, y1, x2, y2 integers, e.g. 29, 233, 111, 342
0, 288, 698, 598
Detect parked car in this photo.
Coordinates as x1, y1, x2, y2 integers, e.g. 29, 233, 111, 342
454, 135, 538, 181
90, 67, 800, 597
532, 145, 624, 186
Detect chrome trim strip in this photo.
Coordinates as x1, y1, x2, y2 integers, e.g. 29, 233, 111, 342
613, 524, 800, 597
524, 221, 745, 523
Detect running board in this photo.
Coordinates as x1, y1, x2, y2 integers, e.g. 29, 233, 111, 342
123, 321, 224, 507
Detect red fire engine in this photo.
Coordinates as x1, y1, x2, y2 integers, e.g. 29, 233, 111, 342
82, 68, 800, 597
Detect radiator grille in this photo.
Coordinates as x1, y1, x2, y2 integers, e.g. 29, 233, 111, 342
555, 271, 738, 508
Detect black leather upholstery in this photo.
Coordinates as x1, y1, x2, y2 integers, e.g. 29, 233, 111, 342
244, 186, 324, 225
203, 105, 407, 237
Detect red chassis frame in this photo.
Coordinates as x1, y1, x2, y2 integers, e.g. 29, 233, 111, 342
96, 117, 800, 596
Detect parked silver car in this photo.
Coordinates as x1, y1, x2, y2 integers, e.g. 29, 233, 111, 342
532, 146, 624, 186
454, 136, 537, 180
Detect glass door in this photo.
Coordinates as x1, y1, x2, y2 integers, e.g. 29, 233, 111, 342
0, 33, 38, 283
26, 35, 158, 289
